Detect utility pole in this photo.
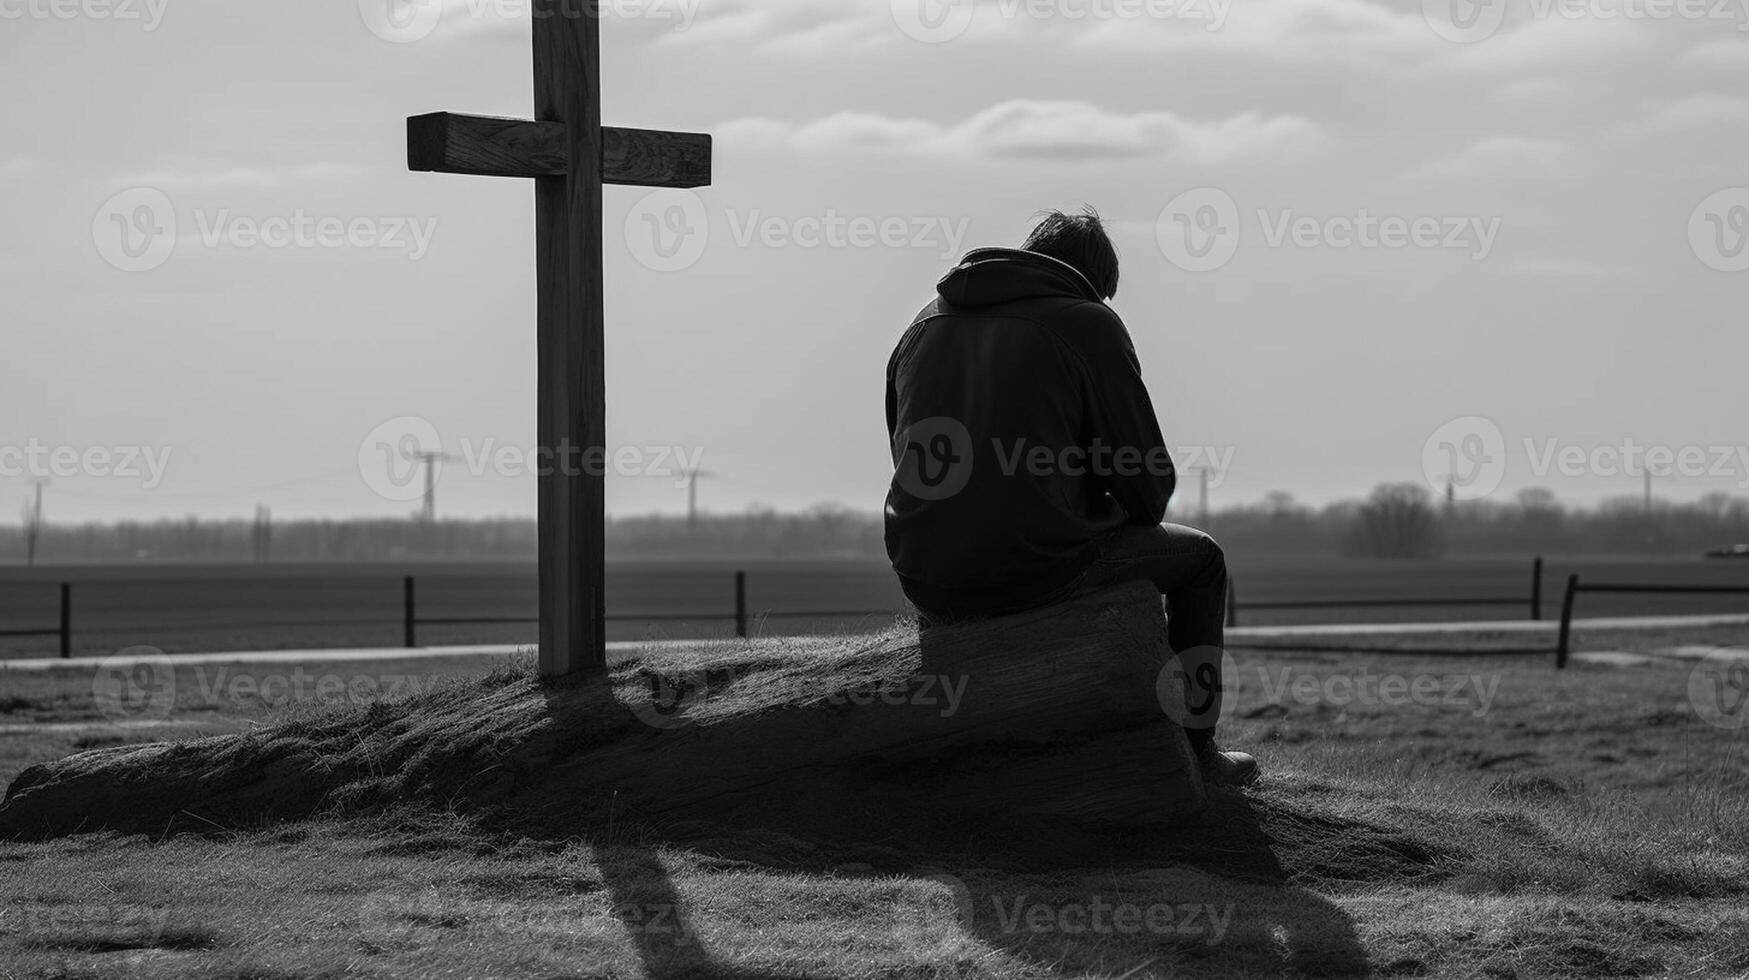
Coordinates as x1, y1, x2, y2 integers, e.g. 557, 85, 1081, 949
407, 451, 456, 523
1200, 468, 1210, 528
253, 504, 272, 564
1643, 466, 1653, 514
681, 467, 715, 529
1180, 467, 1212, 528
23, 480, 44, 567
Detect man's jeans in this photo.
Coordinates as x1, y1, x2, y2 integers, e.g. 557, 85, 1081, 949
1065, 523, 1229, 749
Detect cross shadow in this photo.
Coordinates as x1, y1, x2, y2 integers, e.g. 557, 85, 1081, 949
502, 678, 1370, 980
594, 844, 817, 980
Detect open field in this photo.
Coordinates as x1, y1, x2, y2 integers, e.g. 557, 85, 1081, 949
2, 625, 1747, 978
1, 554, 1747, 659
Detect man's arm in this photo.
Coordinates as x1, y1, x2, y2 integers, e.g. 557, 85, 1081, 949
1071, 307, 1175, 525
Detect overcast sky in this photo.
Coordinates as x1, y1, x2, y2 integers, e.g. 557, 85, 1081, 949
3, 0, 1747, 522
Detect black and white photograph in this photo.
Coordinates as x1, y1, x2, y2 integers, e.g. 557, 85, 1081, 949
3, 0, 1749, 975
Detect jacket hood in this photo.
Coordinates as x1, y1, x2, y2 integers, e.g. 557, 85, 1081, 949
935, 247, 1104, 309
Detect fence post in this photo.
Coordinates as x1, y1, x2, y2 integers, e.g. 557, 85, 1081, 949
734, 570, 748, 638
403, 575, 416, 649
59, 582, 71, 659
1226, 579, 1238, 628
1530, 556, 1544, 621
1555, 574, 1579, 669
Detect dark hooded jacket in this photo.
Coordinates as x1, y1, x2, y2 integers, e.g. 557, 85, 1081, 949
884, 247, 1175, 615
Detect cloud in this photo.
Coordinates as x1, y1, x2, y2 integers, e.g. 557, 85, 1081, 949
1681, 37, 1749, 70
651, 1, 880, 55
115, 157, 364, 190
1074, 0, 1430, 65
1494, 76, 1574, 102
1620, 92, 1749, 134
719, 100, 1324, 165
1506, 257, 1619, 278
0, 157, 36, 179
1400, 135, 1571, 181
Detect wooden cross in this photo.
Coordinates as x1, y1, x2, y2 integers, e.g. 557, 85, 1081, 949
405, 0, 711, 678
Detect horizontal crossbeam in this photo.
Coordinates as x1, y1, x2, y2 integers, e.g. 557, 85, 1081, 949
407, 112, 712, 187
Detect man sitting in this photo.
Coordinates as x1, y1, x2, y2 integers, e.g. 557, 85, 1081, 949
883, 207, 1258, 787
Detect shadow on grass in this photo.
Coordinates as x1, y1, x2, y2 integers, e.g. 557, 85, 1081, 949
492, 681, 1372, 980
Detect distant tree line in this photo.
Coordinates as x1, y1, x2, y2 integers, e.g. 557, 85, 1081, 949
3, 489, 1747, 563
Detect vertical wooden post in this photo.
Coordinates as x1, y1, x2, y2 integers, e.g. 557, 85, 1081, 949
735, 570, 748, 638
58, 582, 70, 659
1225, 579, 1238, 628
1555, 574, 1579, 669
1530, 556, 1544, 621
533, 0, 607, 678
404, 575, 417, 649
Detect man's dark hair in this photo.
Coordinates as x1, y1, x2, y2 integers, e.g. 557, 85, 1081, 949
1020, 207, 1119, 300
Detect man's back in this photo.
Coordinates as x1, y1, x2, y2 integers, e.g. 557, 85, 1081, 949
884, 246, 1175, 616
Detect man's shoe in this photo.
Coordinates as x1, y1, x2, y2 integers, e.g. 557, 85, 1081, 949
1195, 743, 1259, 787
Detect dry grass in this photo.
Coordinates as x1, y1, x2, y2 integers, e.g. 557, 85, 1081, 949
1, 626, 1747, 978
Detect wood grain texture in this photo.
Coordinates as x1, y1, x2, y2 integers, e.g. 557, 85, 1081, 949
408, 113, 710, 187
406, 112, 567, 177
600, 127, 711, 188
532, 0, 606, 678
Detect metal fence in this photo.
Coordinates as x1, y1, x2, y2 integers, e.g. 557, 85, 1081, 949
0, 582, 70, 657
1225, 557, 1545, 626
403, 571, 891, 647
12, 556, 1742, 663
1555, 576, 1749, 668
